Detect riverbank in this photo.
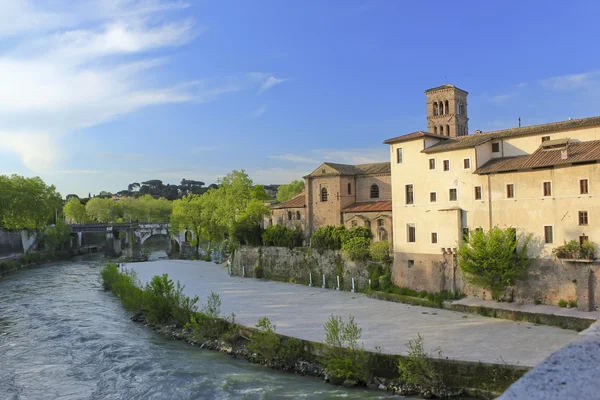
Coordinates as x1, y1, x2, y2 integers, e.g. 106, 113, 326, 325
0, 250, 73, 277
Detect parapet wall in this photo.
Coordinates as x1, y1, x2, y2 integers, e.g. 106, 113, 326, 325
0, 229, 24, 256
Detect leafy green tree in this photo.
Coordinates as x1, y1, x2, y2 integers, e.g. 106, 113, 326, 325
276, 180, 305, 203
171, 194, 204, 252
43, 220, 71, 250
457, 226, 532, 300
85, 197, 118, 223
63, 197, 89, 224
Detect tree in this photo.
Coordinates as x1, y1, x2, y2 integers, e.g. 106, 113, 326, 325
276, 180, 305, 203
251, 185, 272, 201
63, 197, 89, 224
171, 194, 204, 252
457, 227, 532, 300
43, 220, 71, 250
85, 197, 118, 223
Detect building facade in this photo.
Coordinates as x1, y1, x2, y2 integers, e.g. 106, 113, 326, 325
385, 84, 600, 310
267, 162, 393, 242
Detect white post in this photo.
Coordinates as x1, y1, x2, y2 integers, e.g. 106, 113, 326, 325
336, 276, 340, 291
242, 265, 245, 277
322, 274, 326, 289
368, 278, 371, 288
309, 272, 313, 287
351, 277, 355, 293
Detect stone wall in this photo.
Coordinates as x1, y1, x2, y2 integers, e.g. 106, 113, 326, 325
0, 229, 23, 256
232, 246, 378, 292
392, 251, 600, 311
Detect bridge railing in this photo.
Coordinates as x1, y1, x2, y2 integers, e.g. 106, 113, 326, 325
68, 222, 169, 233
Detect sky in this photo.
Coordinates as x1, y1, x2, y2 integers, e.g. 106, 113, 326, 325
1, 0, 600, 197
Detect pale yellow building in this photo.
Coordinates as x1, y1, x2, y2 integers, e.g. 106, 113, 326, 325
385, 84, 600, 310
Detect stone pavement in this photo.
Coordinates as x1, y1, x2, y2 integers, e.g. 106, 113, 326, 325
130, 260, 578, 367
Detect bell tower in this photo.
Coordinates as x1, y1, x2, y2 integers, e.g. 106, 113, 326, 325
425, 84, 469, 137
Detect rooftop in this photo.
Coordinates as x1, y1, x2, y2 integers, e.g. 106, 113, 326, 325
424, 84, 468, 94
271, 191, 306, 209
383, 131, 450, 145
306, 162, 390, 177
342, 200, 392, 213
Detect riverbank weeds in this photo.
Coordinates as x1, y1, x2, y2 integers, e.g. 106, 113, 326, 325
101, 263, 518, 399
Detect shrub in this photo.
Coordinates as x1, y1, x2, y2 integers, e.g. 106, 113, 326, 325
341, 237, 371, 261
398, 334, 447, 394
262, 225, 304, 248
142, 274, 199, 327
322, 314, 369, 383
369, 240, 391, 263
310, 225, 347, 250
186, 291, 234, 340
580, 241, 596, 260
553, 240, 580, 259
231, 221, 263, 246
341, 226, 372, 243
248, 317, 280, 363
568, 300, 578, 308
558, 299, 568, 308
254, 265, 263, 278
100, 263, 120, 290
457, 227, 532, 300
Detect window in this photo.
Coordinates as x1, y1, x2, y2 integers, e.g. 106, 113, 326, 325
439, 101, 444, 115
431, 232, 438, 244
580, 235, 589, 246
580, 179, 589, 194
407, 224, 416, 242
543, 182, 552, 196
408, 260, 415, 268
463, 158, 471, 169
579, 211, 589, 225
542, 136, 550, 143
443, 160, 450, 171
462, 228, 469, 241
321, 187, 328, 202
445, 100, 449, 115
446, 125, 450, 136
377, 219, 384, 227
433, 103, 438, 116
370, 184, 380, 199
449, 188, 457, 201
429, 158, 436, 169
365, 220, 371, 228
434, 126, 438, 134
474, 186, 482, 200
268, 218, 273, 226
506, 184, 514, 198
347, 182, 351, 195
396, 148, 403, 164
405, 184, 414, 204
430, 192, 437, 202
440, 125, 444, 135
296, 211, 301, 220
492, 142, 500, 153
288, 211, 292, 221
351, 220, 357, 227
544, 226, 553, 244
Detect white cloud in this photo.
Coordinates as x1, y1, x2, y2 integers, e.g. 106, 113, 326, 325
249, 105, 267, 118
269, 148, 389, 166
258, 75, 287, 94
97, 152, 144, 160
249, 167, 310, 185
0, 131, 61, 171
540, 71, 600, 91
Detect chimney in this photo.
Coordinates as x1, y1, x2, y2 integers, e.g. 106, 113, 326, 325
561, 148, 568, 160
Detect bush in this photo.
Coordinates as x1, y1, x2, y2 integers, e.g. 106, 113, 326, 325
310, 225, 347, 250
248, 317, 280, 363
341, 226, 372, 243
254, 265, 263, 278
558, 299, 568, 308
142, 274, 199, 327
231, 221, 263, 247
322, 314, 369, 383
186, 291, 235, 341
568, 300, 578, 308
262, 225, 304, 248
580, 241, 596, 260
369, 240, 391, 263
341, 237, 371, 261
457, 227, 532, 300
553, 240, 581, 259
398, 334, 447, 394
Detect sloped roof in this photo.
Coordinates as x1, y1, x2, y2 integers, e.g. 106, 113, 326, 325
311, 162, 390, 176
424, 84, 468, 94
342, 200, 392, 213
383, 131, 450, 145
423, 115, 600, 154
271, 191, 306, 209
475, 140, 600, 174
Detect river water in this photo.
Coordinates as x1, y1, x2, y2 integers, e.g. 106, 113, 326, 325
0, 257, 400, 400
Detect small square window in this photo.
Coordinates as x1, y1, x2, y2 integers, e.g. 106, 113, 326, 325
430, 192, 437, 202
429, 158, 436, 170
407, 260, 415, 268
492, 142, 500, 153
506, 184, 514, 198
542, 136, 550, 143
579, 211, 589, 225
543, 182, 552, 197
431, 232, 438, 244
443, 160, 450, 171
474, 186, 482, 200
463, 158, 471, 169
449, 188, 457, 201
580, 179, 589, 194
544, 226, 553, 244
397, 148, 403, 164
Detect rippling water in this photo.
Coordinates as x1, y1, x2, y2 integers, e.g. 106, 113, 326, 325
0, 259, 400, 399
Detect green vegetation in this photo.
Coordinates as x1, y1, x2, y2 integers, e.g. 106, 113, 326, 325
568, 300, 578, 308
248, 317, 281, 363
310, 225, 371, 251
457, 227, 532, 300
0, 251, 71, 276
321, 314, 369, 384
371, 272, 463, 308
79, 194, 173, 224
398, 334, 447, 394
0, 174, 62, 231
369, 240, 391, 263
275, 180, 305, 203
262, 225, 304, 248
558, 299, 568, 308
553, 240, 597, 260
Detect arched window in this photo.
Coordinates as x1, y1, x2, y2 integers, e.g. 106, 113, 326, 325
288, 211, 292, 221
348, 182, 352, 195
351, 220, 357, 227
370, 184, 380, 199
378, 228, 388, 241
321, 187, 328, 202
439, 101, 444, 115
440, 125, 444, 135
434, 126, 438, 134
185, 230, 192, 242
296, 211, 301, 220
433, 102, 438, 116
445, 100, 449, 115
446, 125, 450, 136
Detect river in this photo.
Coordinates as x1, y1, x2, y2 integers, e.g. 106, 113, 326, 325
0, 257, 401, 399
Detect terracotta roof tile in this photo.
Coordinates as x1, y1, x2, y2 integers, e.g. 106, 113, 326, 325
342, 200, 392, 213
475, 140, 600, 174
320, 162, 391, 176
383, 131, 450, 145
423, 115, 600, 154
271, 191, 306, 209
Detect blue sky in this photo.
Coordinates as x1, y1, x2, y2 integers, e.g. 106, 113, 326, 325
1, 0, 599, 197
